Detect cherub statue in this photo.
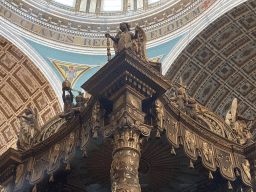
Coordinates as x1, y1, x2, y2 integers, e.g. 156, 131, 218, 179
105, 23, 148, 62
17, 108, 39, 150
62, 89, 75, 114
60, 91, 87, 120
170, 78, 188, 112
185, 97, 203, 123
225, 98, 254, 144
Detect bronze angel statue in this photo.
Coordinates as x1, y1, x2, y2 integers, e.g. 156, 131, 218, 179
225, 98, 255, 144
105, 23, 149, 62
17, 108, 40, 150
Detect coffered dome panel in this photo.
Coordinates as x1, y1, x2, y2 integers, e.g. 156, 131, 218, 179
0, 35, 62, 154
165, 1, 256, 120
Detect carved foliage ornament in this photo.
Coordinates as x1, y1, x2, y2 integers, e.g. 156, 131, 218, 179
104, 108, 149, 138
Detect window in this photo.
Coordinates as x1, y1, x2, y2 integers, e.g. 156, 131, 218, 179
54, 0, 76, 7
102, 0, 123, 11
148, 0, 160, 5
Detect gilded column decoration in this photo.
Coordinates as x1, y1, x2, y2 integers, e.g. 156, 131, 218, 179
111, 129, 141, 192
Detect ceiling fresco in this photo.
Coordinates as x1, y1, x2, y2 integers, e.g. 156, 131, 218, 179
0, 35, 62, 155
165, 0, 256, 121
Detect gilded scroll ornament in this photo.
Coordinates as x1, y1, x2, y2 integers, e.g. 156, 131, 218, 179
242, 160, 251, 180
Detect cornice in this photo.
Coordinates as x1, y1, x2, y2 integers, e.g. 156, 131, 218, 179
0, 0, 217, 50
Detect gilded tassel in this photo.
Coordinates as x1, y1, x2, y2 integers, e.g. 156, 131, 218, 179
65, 162, 71, 171
93, 130, 98, 139
235, 169, 240, 176
49, 174, 54, 182
171, 146, 176, 156
228, 181, 232, 189
209, 171, 213, 179
83, 150, 88, 157
32, 185, 37, 192
189, 160, 194, 169
156, 129, 161, 138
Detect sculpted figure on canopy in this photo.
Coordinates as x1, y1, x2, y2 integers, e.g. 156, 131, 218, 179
170, 78, 188, 112
60, 80, 87, 120
105, 23, 149, 62
225, 98, 255, 144
17, 108, 40, 150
